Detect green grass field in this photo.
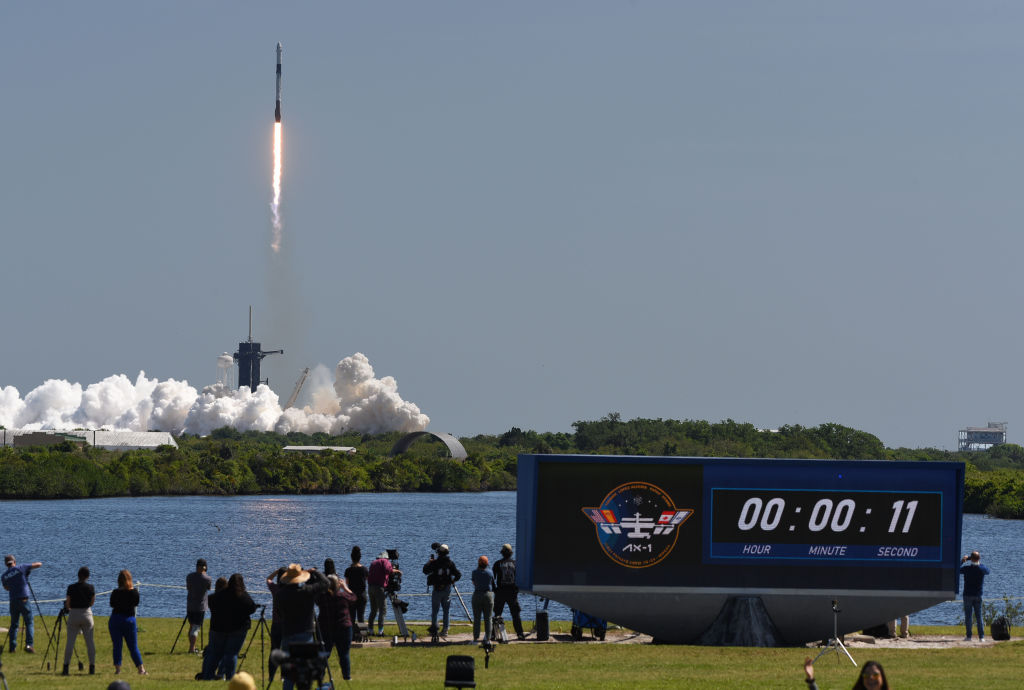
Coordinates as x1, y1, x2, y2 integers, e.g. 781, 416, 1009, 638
2, 619, 1021, 689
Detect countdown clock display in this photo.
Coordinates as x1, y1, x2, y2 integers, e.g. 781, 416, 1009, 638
517, 454, 964, 644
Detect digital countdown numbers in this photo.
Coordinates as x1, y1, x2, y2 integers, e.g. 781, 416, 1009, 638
710, 489, 942, 561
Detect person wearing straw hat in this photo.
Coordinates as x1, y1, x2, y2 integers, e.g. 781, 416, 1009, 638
272, 564, 328, 690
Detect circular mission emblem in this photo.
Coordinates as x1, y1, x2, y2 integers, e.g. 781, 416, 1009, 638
581, 481, 693, 568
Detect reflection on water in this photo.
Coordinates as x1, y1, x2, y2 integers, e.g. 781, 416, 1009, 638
0, 496, 1018, 627
0, 492, 565, 623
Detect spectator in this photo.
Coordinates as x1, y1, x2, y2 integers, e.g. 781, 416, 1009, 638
273, 563, 328, 690
2, 554, 42, 653
804, 657, 889, 690
960, 550, 991, 641
317, 574, 356, 681
366, 552, 395, 637
63, 566, 97, 675
108, 570, 147, 676
202, 573, 257, 680
471, 556, 494, 643
422, 544, 461, 636
343, 546, 369, 631
493, 543, 526, 640
185, 558, 212, 655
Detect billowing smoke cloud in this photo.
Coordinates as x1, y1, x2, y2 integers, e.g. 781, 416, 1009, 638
0, 353, 429, 437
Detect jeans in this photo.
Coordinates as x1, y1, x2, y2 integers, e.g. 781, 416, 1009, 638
964, 595, 984, 638
431, 586, 452, 632
280, 632, 314, 690
325, 625, 353, 680
8, 598, 33, 651
108, 614, 143, 667
65, 608, 96, 665
472, 591, 494, 641
203, 628, 248, 679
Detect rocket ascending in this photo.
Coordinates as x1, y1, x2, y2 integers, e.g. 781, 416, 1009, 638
275, 42, 282, 123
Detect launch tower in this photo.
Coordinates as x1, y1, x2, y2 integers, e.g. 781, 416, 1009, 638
233, 307, 283, 392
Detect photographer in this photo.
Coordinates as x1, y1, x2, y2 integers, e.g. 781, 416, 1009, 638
316, 574, 356, 682
493, 543, 526, 640
185, 559, 212, 655
366, 552, 396, 637
273, 564, 328, 690
423, 544, 461, 636
2, 554, 42, 654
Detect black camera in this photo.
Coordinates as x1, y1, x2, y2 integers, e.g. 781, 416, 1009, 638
270, 643, 329, 690
385, 548, 403, 594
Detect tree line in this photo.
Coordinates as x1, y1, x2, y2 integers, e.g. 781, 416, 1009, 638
1, 416, 1022, 518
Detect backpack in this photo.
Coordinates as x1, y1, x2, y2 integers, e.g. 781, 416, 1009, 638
496, 559, 516, 588
435, 559, 452, 586
991, 616, 1011, 641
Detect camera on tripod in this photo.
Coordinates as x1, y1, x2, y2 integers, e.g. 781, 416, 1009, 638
383, 548, 409, 613
270, 643, 329, 690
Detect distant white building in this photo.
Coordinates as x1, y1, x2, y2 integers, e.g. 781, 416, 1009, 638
0, 429, 178, 450
282, 445, 357, 455
958, 422, 1007, 452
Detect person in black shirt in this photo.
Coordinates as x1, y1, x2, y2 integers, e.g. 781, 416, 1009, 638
343, 546, 368, 630
108, 569, 147, 676
422, 544, 461, 636
63, 566, 96, 675
273, 563, 328, 690
493, 543, 526, 640
201, 573, 257, 680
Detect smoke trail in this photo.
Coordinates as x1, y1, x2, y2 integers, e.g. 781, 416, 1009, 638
270, 122, 283, 252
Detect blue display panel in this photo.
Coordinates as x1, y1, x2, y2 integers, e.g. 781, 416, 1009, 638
518, 455, 964, 595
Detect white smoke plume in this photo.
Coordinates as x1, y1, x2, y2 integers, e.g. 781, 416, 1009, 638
0, 353, 429, 437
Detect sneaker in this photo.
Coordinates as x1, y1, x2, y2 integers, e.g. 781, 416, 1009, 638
979, 637, 985, 642
377, 629, 384, 636
963, 636, 972, 641
24, 646, 34, 654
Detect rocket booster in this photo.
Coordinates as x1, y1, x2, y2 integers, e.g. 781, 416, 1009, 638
275, 42, 282, 123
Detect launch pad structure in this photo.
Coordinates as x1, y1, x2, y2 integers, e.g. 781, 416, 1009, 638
233, 307, 282, 392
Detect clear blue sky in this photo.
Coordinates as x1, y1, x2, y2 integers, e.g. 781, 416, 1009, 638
3, 1, 1022, 449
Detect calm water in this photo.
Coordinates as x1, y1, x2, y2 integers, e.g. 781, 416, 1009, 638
0, 495, 1018, 626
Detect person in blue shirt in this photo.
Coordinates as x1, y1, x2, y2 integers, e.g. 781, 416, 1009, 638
2, 554, 43, 653
960, 550, 991, 641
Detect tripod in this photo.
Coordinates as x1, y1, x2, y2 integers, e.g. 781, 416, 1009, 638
813, 600, 857, 666
0, 645, 10, 690
237, 605, 271, 689
170, 612, 204, 653
312, 618, 336, 690
39, 608, 84, 673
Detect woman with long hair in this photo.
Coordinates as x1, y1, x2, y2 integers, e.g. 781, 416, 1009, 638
316, 574, 356, 681
804, 658, 889, 690
343, 546, 368, 630
203, 573, 257, 680
108, 569, 146, 675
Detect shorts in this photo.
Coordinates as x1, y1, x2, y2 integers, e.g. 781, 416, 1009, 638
188, 610, 206, 626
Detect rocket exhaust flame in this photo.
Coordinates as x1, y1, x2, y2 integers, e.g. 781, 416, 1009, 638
271, 122, 282, 252
270, 42, 283, 253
